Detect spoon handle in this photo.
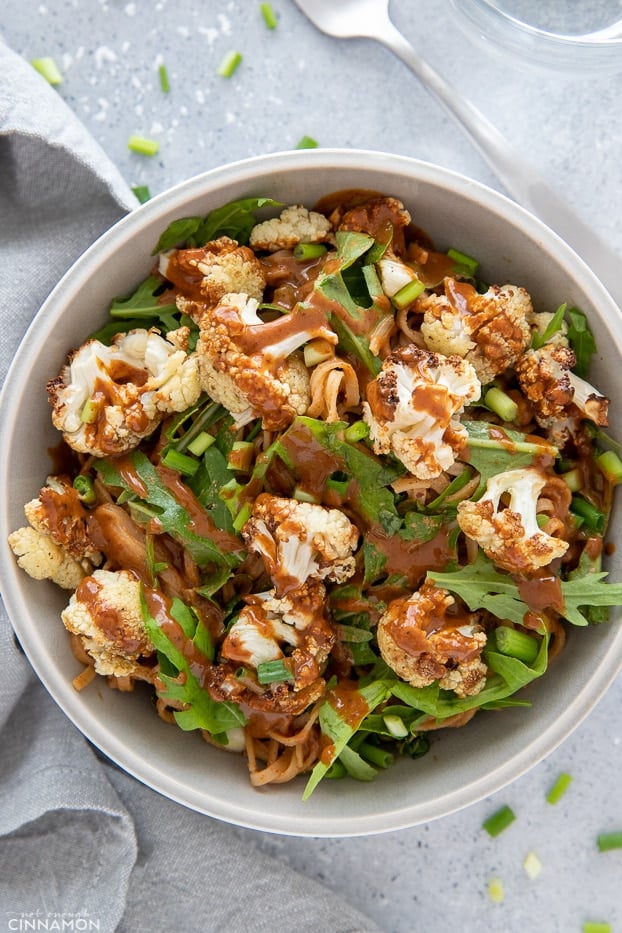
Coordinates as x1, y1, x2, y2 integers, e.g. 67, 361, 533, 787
379, 19, 622, 307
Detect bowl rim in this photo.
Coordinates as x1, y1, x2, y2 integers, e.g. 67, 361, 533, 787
2, 148, 622, 836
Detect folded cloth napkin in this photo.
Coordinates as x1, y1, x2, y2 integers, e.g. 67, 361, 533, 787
0, 39, 380, 933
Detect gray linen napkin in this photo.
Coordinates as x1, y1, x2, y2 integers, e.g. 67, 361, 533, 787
0, 39, 380, 933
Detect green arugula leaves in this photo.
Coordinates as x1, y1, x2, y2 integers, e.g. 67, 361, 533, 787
141, 591, 245, 737
151, 197, 282, 254
427, 550, 622, 628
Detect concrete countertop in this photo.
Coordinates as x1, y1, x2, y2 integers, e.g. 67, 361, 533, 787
3, 1, 621, 930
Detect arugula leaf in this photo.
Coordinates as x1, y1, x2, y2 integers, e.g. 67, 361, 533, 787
391, 635, 548, 719
189, 445, 237, 535
313, 231, 374, 317
566, 306, 597, 378
556, 573, 622, 627
462, 421, 558, 495
363, 540, 387, 585
428, 552, 529, 625
141, 591, 245, 735
193, 197, 282, 246
302, 679, 393, 799
428, 551, 622, 628
151, 198, 282, 254
399, 510, 445, 544
105, 274, 179, 333
285, 417, 402, 532
96, 450, 243, 574
151, 217, 203, 254
329, 314, 381, 375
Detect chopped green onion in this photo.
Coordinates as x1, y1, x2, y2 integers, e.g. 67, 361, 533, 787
326, 470, 351, 496
161, 448, 199, 477
80, 398, 100, 424
494, 626, 539, 664
522, 851, 542, 879
483, 804, 516, 837
31, 56, 63, 85
187, 431, 216, 456
570, 495, 607, 534
295, 135, 318, 149
131, 185, 152, 204
293, 487, 321, 504
158, 63, 170, 92
560, 467, 583, 493
546, 771, 573, 804
260, 2, 278, 28
227, 441, 255, 474
325, 759, 347, 780
293, 242, 328, 260
484, 386, 518, 423
357, 741, 394, 770
128, 135, 160, 156
73, 475, 96, 505
218, 50, 243, 78
344, 420, 370, 443
257, 659, 294, 684
338, 744, 378, 782
487, 878, 505, 904
596, 449, 622, 486
597, 831, 622, 852
447, 247, 479, 276
392, 277, 425, 310
532, 302, 567, 349
583, 923, 612, 933
232, 501, 253, 534
383, 714, 409, 738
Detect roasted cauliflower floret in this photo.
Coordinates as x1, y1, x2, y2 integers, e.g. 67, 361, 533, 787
196, 292, 336, 430
9, 525, 89, 590
377, 583, 488, 698
47, 329, 201, 457
9, 477, 101, 589
221, 582, 334, 690
242, 493, 359, 593
23, 476, 100, 562
333, 196, 411, 256
159, 236, 266, 312
515, 344, 609, 434
419, 280, 533, 384
457, 467, 570, 574
249, 204, 333, 252
61, 568, 154, 677
363, 345, 481, 480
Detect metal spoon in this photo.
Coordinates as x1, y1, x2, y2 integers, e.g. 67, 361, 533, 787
292, 0, 622, 307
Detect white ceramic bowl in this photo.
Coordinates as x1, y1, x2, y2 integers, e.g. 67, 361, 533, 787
1, 149, 621, 836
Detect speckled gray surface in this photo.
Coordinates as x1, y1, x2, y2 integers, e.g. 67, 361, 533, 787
2, 1, 621, 931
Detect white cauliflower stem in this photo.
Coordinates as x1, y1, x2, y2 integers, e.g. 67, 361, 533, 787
419, 280, 533, 384
249, 205, 333, 252
377, 583, 488, 698
242, 493, 359, 593
516, 344, 608, 428
196, 292, 336, 430
363, 345, 481, 479
47, 329, 201, 457
457, 467, 570, 573
221, 583, 334, 690
61, 568, 154, 677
